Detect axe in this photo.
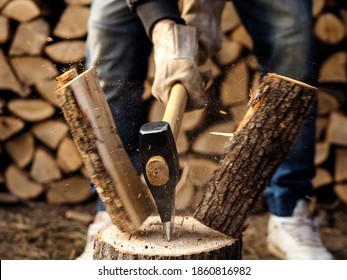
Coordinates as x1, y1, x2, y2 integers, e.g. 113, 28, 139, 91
139, 83, 187, 241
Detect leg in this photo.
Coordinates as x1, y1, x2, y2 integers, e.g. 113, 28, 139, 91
233, 0, 316, 216
233, 0, 332, 259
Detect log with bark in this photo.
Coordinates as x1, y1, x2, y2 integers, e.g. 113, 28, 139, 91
94, 73, 316, 259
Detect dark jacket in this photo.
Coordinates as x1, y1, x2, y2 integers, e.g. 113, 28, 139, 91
126, 0, 184, 36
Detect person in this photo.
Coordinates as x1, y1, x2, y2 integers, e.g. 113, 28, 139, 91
76, 0, 333, 260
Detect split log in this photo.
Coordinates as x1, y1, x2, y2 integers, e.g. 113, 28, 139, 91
220, 61, 249, 106
1, 0, 41, 22
0, 15, 9, 44
94, 216, 242, 260
334, 148, 347, 183
46, 175, 91, 205
315, 141, 330, 165
44, 40, 85, 64
31, 119, 69, 149
55, 67, 154, 233
30, 148, 62, 184
5, 164, 44, 199
318, 51, 347, 83
7, 98, 55, 122
0, 116, 25, 141
35, 79, 61, 108
10, 56, 59, 86
57, 137, 83, 173
335, 184, 347, 204
53, 5, 89, 39
314, 13, 345, 45
312, 167, 333, 189
4, 131, 35, 168
221, 1, 240, 33
216, 37, 242, 66
0, 50, 29, 97
9, 18, 50, 56
326, 111, 347, 146
194, 73, 317, 238
231, 25, 253, 50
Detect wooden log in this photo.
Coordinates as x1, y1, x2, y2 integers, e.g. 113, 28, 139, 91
335, 184, 347, 204
35, 79, 61, 108
334, 148, 347, 183
65, 0, 91, 5
11, 56, 59, 86
4, 131, 35, 168
313, 0, 326, 17
314, 13, 345, 45
46, 175, 91, 205
318, 51, 347, 83
44, 40, 85, 64
194, 73, 317, 238
94, 216, 242, 260
326, 111, 347, 146
9, 18, 50, 56
57, 137, 83, 173
5, 164, 44, 199
312, 167, 333, 188
231, 25, 253, 50
221, 1, 240, 33
0, 15, 9, 44
8, 98, 55, 122
1, 0, 41, 22
0, 49, 29, 97
0, 116, 25, 141
56, 67, 154, 233
31, 119, 69, 149
30, 148, 62, 184
220, 61, 249, 106
315, 141, 330, 165
0, 0, 10, 9
215, 37, 242, 66
317, 89, 339, 116
53, 5, 89, 39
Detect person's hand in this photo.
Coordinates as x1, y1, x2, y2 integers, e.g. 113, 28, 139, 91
151, 21, 206, 111
182, 0, 225, 64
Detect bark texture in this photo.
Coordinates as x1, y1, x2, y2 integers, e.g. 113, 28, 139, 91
194, 73, 317, 238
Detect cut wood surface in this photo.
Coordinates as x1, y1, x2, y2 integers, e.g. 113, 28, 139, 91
11, 56, 59, 86
194, 73, 317, 238
53, 5, 89, 39
334, 148, 347, 183
31, 120, 69, 149
46, 175, 91, 205
0, 15, 9, 44
45, 40, 85, 64
5, 164, 44, 199
56, 67, 154, 233
1, 0, 41, 22
9, 18, 50, 56
4, 132, 35, 168
35, 79, 61, 108
314, 13, 345, 45
318, 51, 347, 83
8, 99, 55, 122
30, 148, 62, 184
57, 137, 83, 173
0, 116, 24, 141
94, 216, 242, 260
0, 50, 29, 97
326, 112, 347, 146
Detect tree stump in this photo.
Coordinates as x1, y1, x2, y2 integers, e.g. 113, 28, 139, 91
94, 216, 242, 260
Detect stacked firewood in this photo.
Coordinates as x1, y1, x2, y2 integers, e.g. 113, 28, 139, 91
0, 0, 346, 210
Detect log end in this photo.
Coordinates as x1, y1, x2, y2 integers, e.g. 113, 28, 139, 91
94, 216, 242, 260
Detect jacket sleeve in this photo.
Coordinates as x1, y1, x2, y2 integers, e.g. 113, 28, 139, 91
126, 0, 185, 37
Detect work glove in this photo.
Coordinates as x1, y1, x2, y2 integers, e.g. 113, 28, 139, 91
182, 0, 225, 64
152, 22, 206, 111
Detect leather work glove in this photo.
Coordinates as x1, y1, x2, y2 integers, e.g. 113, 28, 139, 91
152, 22, 206, 111
182, 0, 225, 64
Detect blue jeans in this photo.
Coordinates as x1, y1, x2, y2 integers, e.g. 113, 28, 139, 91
87, 0, 316, 216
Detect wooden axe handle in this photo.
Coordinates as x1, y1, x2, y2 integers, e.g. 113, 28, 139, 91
162, 83, 187, 140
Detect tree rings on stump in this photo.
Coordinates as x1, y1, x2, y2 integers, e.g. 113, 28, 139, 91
93, 216, 242, 260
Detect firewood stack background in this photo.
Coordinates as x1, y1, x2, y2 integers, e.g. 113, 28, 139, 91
0, 0, 346, 213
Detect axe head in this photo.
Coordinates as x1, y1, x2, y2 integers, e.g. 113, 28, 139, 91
139, 121, 179, 241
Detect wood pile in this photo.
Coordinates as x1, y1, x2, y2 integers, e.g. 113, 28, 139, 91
0, 0, 346, 213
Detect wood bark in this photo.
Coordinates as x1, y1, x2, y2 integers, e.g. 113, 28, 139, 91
55, 67, 155, 233
194, 73, 317, 238
94, 216, 242, 260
